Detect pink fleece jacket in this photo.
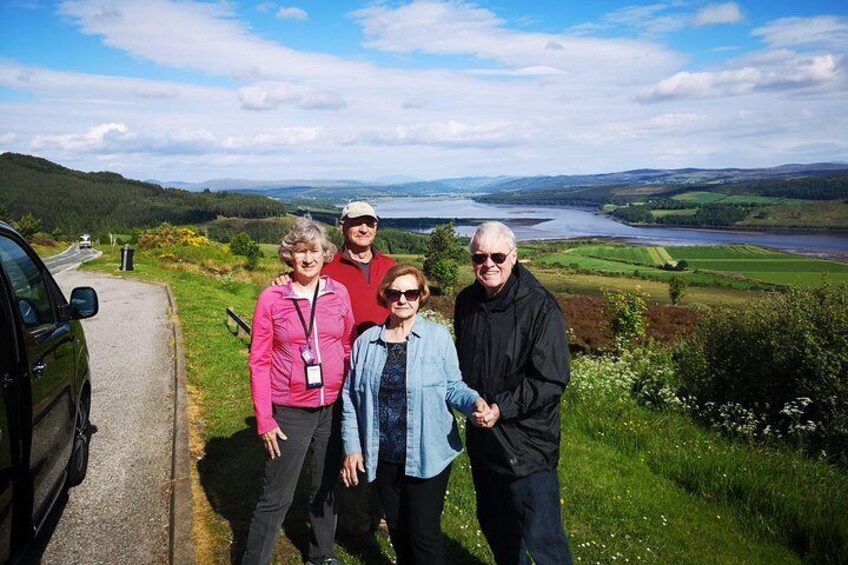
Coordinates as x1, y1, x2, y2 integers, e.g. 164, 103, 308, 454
249, 276, 355, 436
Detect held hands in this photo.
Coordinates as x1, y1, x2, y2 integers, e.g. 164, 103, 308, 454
341, 453, 365, 487
261, 426, 288, 459
471, 398, 501, 429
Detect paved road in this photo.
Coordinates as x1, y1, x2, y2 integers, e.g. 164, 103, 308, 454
23, 269, 174, 564
41, 246, 101, 275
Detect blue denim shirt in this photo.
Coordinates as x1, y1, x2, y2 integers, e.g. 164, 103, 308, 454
342, 315, 481, 481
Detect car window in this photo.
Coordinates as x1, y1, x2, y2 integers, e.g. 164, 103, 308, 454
0, 235, 56, 328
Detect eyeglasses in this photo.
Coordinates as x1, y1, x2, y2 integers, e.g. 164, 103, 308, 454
471, 250, 513, 265
293, 249, 323, 258
385, 288, 422, 302
344, 217, 378, 228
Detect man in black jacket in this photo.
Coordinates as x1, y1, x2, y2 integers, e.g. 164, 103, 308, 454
454, 221, 573, 565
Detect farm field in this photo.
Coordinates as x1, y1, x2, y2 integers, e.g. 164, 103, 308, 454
671, 191, 803, 205
534, 243, 848, 288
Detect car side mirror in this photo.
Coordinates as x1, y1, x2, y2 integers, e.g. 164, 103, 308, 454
70, 287, 99, 319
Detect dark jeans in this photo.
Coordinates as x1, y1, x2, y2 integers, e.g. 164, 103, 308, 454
242, 404, 340, 565
374, 461, 452, 565
472, 465, 573, 565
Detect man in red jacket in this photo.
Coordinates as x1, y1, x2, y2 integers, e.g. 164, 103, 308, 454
323, 202, 396, 335
274, 201, 395, 554
320, 202, 395, 553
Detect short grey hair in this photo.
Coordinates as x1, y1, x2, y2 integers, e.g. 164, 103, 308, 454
470, 221, 517, 253
278, 217, 337, 266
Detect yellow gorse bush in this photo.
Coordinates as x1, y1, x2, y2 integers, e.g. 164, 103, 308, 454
137, 223, 209, 249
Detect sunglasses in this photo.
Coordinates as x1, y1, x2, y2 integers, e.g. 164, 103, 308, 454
471, 250, 513, 265
385, 288, 422, 302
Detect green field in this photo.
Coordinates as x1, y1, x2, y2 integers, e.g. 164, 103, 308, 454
670, 191, 800, 206
534, 243, 848, 289
651, 208, 697, 217
671, 191, 729, 204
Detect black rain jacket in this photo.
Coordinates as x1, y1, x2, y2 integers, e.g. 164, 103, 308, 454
454, 263, 570, 478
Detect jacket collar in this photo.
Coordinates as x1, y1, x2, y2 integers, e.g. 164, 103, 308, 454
472, 263, 537, 312
369, 313, 425, 344
276, 275, 337, 299
338, 245, 385, 266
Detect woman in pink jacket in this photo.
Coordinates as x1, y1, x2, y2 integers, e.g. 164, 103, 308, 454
242, 217, 355, 565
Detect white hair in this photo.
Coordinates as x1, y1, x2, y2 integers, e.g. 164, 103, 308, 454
470, 221, 517, 253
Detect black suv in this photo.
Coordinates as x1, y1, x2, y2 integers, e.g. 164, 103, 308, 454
0, 222, 97, 562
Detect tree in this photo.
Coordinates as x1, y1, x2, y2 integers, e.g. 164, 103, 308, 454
229, 232, 255, 256
423, 222, 461, 294
604, 288, 648, 350
16, 213, 41, 239
668, 276, 688, 305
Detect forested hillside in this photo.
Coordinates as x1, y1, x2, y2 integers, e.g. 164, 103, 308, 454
0, 153, 286, 234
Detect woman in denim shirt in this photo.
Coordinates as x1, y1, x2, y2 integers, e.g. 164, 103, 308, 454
341, 265, 490, 565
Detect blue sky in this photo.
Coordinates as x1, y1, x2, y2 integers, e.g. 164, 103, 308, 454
1, 1, 846, 182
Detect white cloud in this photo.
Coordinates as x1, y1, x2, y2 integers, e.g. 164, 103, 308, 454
237, 82, 345, 111
350, 120, 532, 149
32, 122, 130, 151
351, 1, 683, 79
29, 122, 322, 155
692, 3, 743, 27
0, 132, 19, 144
640, 52, 844, 102
276, 6, 308, 21
256, 2, 276, 13
752, 16, 848, 50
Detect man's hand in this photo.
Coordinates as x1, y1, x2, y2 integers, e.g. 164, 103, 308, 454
471, 397, 491, 427
481, 403, 500, 429
261, 427, 287, 459
341, 453, 365, 487
271, 272, 291, 287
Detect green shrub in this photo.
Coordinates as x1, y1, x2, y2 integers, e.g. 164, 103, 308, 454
674, 283, 848, 463
228, 232, 255, 256
603, 288, 648, 349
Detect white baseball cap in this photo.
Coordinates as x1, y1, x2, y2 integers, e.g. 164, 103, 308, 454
340, 201, 378, 220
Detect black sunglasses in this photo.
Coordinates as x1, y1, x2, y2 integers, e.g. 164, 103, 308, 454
385, 288, 422, 302
471, 250, 513, 265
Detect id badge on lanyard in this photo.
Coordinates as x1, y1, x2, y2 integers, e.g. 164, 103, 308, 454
295, 283, 324, 389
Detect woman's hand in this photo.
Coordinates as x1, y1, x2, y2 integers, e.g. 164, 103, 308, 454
471, 398, 500, 428
341, 453, 365, 487
261, 427, 288, 459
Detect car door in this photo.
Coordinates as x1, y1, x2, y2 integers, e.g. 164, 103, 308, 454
0, 280, 16, 563
0, 234, 75, 524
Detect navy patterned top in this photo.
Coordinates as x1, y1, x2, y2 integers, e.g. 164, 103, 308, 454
378, 341, 408, 463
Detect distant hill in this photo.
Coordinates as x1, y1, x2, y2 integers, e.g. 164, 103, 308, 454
0, 153, 286, 235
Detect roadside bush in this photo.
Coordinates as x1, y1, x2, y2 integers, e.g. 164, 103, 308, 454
674, 283, 848, 463
137, 223, 210, 249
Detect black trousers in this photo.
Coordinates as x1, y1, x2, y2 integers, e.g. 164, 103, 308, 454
374, 460, 452, 565
242, 404, 340, 565
472, 465, 573, 565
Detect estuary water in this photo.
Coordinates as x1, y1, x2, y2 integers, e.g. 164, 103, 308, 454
374, 198, 848, 255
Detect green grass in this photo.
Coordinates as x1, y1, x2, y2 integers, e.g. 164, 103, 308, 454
651, 208, 697, 217
672, 191, 729, 204
667, 245, 848, 287
530, 244, 848, 290
83, 243, 848, 563
32, 240, 72, 257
